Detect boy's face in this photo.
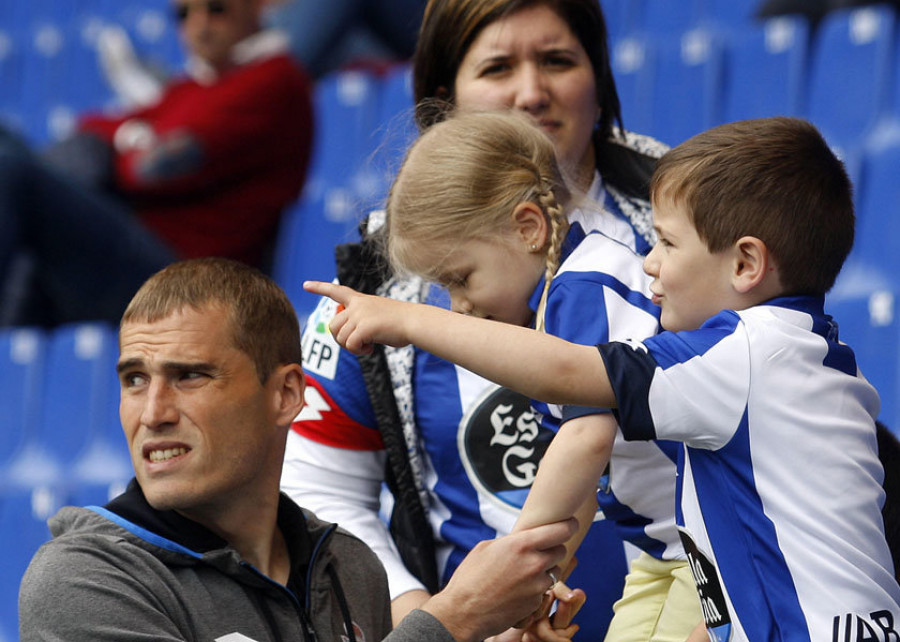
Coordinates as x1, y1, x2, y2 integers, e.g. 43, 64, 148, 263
644, 198, 738, 332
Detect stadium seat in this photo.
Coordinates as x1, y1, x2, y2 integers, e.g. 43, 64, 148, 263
647, 27, 725, 145
825, 290, 900, 431
0, 328, 45, 474
370, 62, 416, 200
636, 0, 705, 42
600, 0, 643, 41
272, 69, 386, 322
828, 138, 900, 430
307, 69, 384, 204
272, 188, 366, 325
0, 4, 26, 135
805, 5, 896, 158
722, 16, 810, 123
2, 323, 122, 498
611, 35, 656, 135
0, 485, 65, 642
18, 0, 78, 144
698, 0, 761, 34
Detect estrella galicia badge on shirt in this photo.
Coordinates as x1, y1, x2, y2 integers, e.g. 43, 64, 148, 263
678, 527, 732, 641
457, 384, 553, 510
301, 295, 341, 380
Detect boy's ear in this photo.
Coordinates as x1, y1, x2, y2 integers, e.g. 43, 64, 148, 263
511, 202, 549, 250
731, 236, 773, 294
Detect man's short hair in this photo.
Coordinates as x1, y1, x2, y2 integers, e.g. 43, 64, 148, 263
121, 258, 301, 382
650, 117, 855, 296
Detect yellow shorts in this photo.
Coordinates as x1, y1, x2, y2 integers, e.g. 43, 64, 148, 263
603, 552, 703, 642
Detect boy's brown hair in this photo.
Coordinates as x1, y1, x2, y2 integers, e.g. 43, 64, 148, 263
650, 117, 854, 295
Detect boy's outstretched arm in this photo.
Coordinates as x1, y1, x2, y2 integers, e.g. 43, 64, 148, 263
303, 281, 617, 408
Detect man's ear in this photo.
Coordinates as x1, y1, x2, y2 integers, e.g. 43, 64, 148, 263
511, 202, 549, 251
731, 236, 772, 294
271, 364, 305, 427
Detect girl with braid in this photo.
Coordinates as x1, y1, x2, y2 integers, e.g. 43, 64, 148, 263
380, 109, 703, 640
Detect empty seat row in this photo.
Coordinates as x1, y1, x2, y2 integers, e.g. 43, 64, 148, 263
612, 5, 900, 150
0, 322, 130, 640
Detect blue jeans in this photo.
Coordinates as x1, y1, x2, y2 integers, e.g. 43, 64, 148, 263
0, 128, 177, 326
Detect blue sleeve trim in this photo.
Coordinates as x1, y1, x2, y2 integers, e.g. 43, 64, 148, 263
87, 506, 204, 559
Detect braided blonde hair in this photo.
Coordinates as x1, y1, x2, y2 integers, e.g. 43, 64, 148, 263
386, 110, 572, 331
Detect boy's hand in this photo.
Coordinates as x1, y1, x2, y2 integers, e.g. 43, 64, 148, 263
303, 280, 414, 354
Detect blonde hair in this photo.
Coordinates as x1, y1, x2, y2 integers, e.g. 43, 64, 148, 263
386, 110, 572, 330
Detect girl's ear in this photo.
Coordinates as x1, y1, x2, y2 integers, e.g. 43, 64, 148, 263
512, 202, 549, 251
731, 236, 778, 294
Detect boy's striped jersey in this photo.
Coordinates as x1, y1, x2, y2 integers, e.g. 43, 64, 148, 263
599, 296, 900, 641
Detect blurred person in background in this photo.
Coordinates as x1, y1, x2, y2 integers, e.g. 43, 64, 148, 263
0, 0, 313, 327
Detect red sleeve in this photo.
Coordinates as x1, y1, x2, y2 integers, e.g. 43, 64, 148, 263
110, 55, 313, 196
292, 377, 385, 451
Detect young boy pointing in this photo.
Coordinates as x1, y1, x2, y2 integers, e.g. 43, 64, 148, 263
306, 117, 900, 641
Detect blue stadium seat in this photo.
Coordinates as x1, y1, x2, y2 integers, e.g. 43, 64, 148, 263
18, 0, 79, 144
272, 69, 386, 321
0, 4, 26, 136
272, 189, 366, 325
636, 0, 705, 41
600, 0, 643, 41
698, 0, 761, 34
611, 35, 655, 135
308, 69, 384, 203
0, 485, 66, 642
827, 138, 900, 429
826, 291, 900, 431
68, 325, 131, 507
806, 5, 896, 157
3, 323, 122, 498
722, 16, 810, 122
370, 63, 416, 199
648, 27, 725, 145
0, 328, 45, 474
849, 139, 900, 270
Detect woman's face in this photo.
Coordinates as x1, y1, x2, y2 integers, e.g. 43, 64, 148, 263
453, 3, 599, 187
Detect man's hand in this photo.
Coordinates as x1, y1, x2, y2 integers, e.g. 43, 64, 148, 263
419, 519, 578, 642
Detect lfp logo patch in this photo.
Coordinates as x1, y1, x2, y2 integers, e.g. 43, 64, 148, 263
301, 296, 341, 380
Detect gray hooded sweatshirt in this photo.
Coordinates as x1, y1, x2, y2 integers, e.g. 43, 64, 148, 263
19, 480, 454, 641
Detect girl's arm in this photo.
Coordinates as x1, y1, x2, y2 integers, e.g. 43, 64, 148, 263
303, 281, 617, 408
513, 414, 616, 533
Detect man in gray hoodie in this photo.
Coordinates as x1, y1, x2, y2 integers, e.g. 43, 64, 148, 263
19, 258, 577, 642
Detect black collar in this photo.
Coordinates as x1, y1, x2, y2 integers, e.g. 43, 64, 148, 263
105, 479, 315, 580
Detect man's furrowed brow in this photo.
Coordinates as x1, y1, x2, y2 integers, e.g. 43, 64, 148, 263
116, 358, 219, 374
117, 357, 143, 374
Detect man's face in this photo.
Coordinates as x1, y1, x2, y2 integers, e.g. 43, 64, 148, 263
117, 304, 282, 523
173, 0, 259, 70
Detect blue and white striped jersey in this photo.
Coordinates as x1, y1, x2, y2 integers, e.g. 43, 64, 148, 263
529, 224, 684, 560
599, 296, 900, 641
